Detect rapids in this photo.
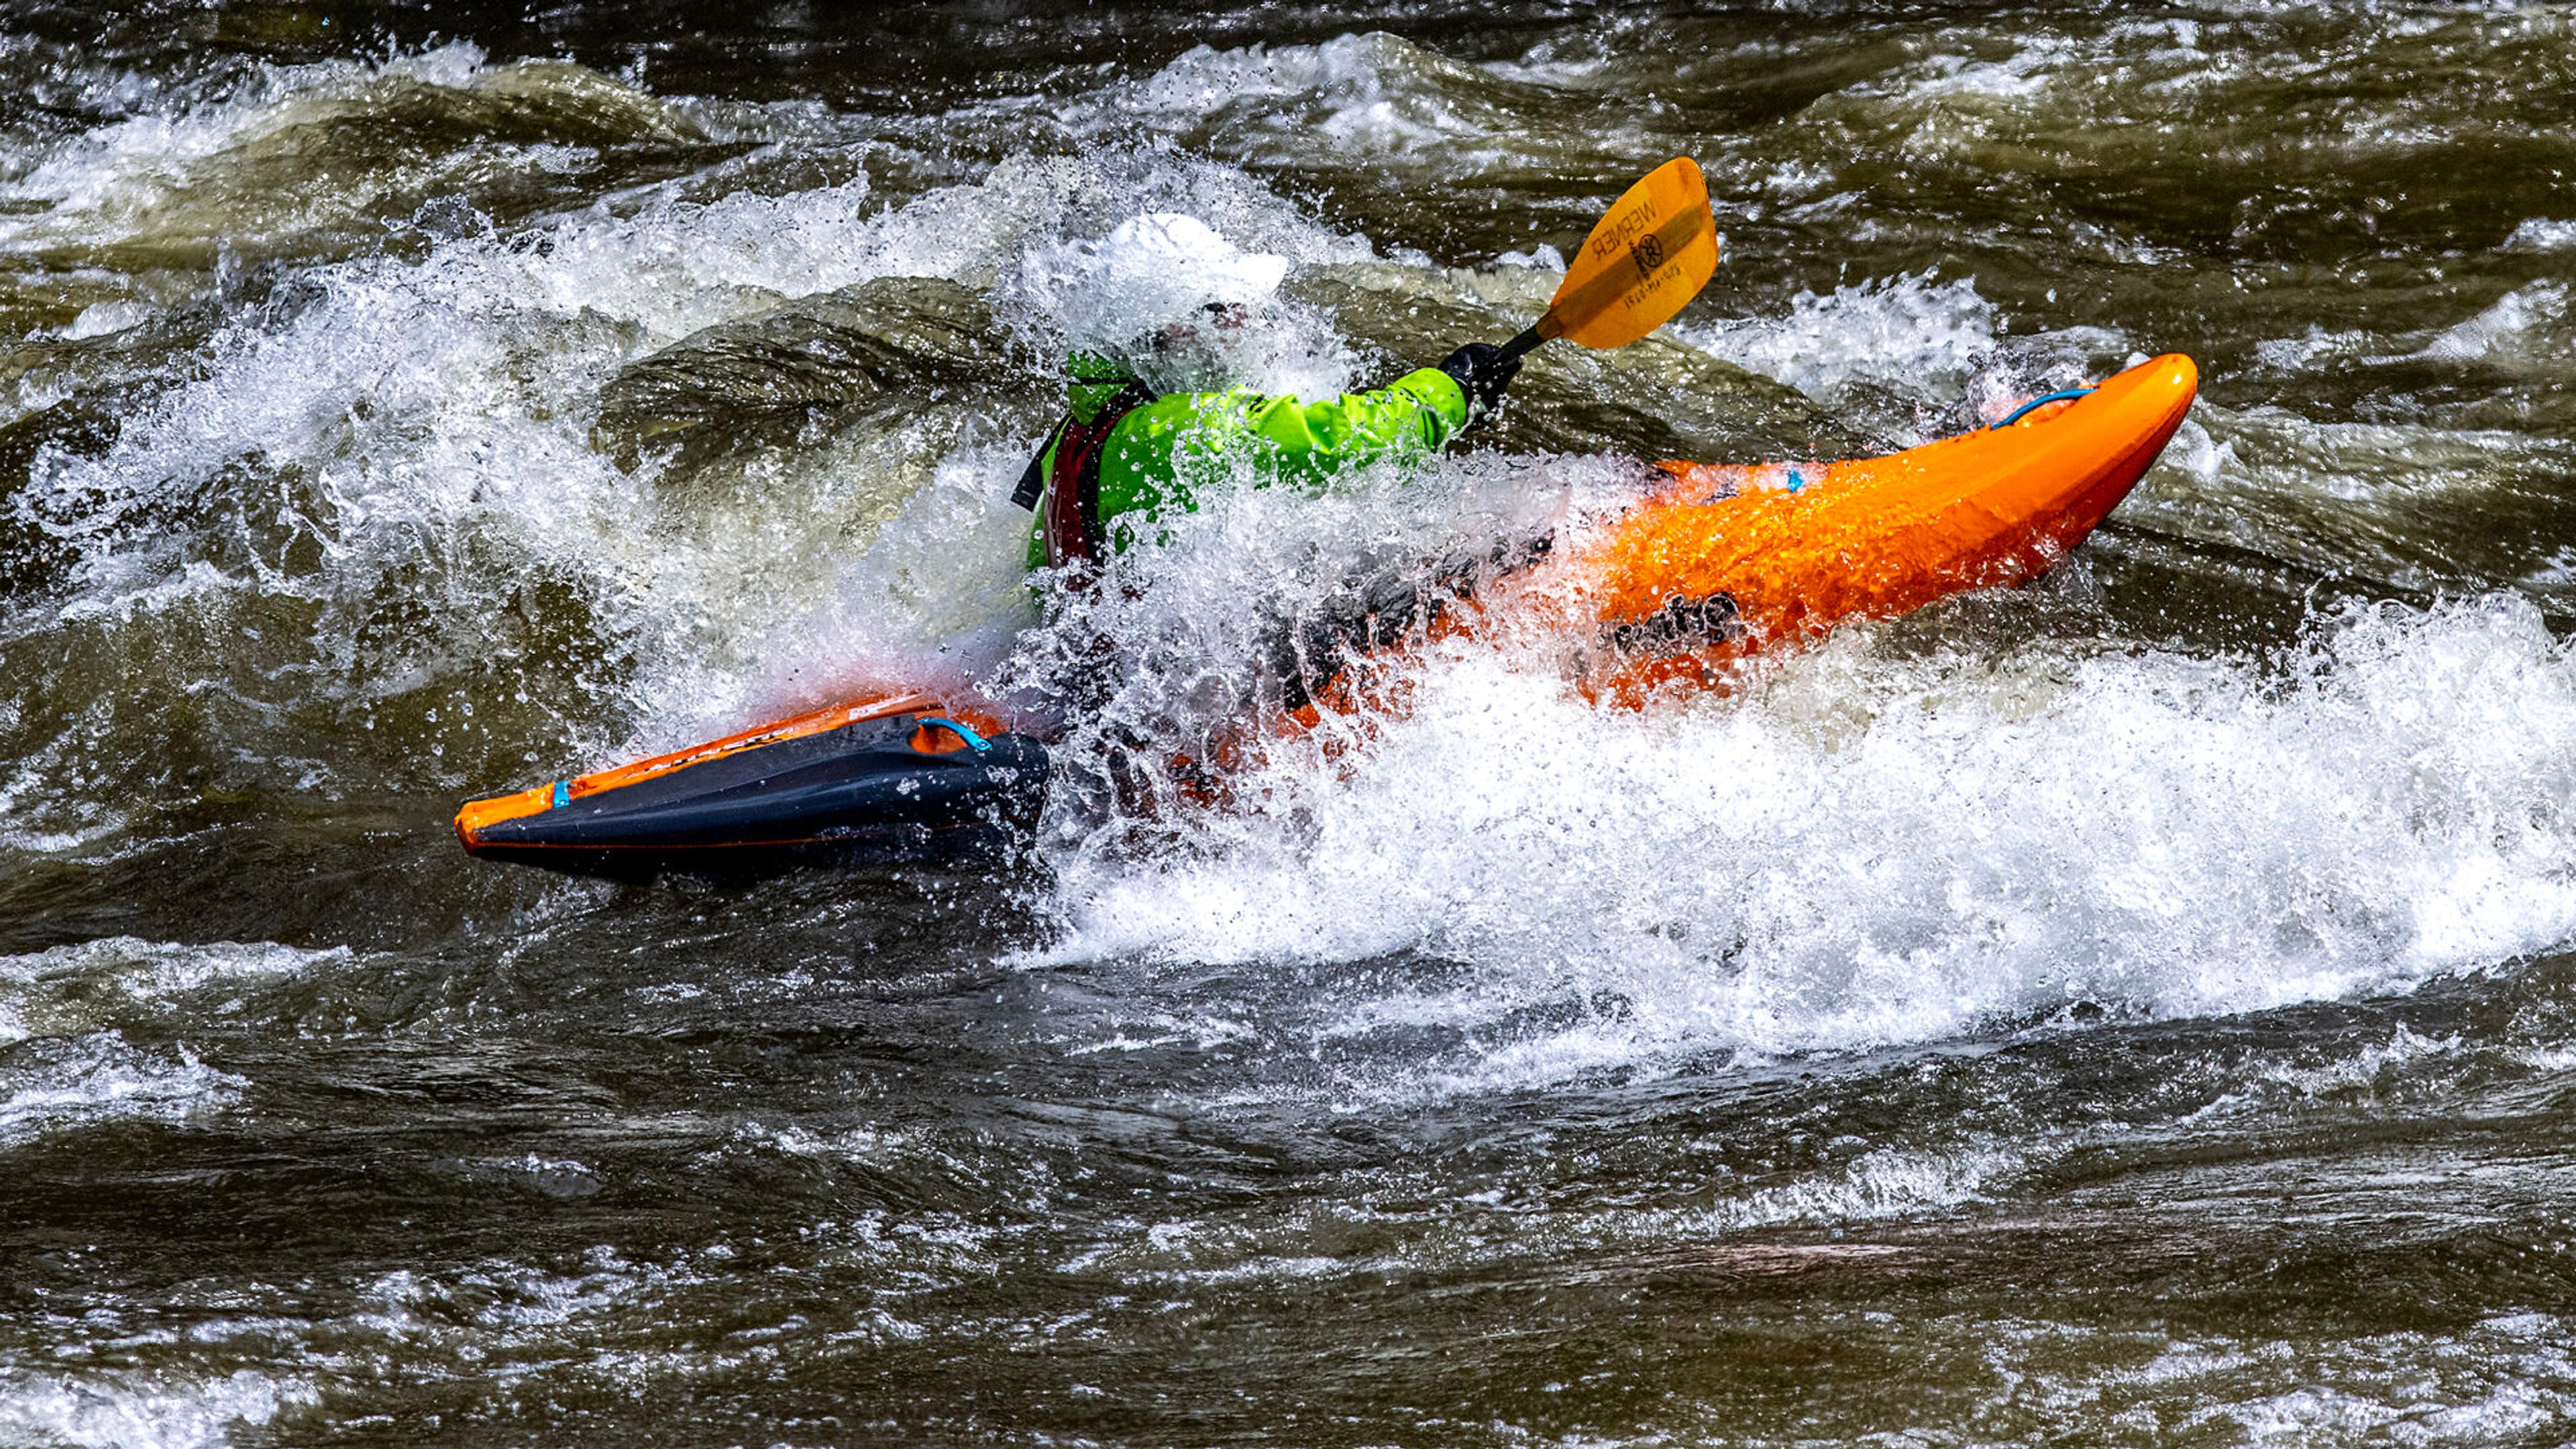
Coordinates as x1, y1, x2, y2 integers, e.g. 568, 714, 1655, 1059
5, 3, 2576, 1444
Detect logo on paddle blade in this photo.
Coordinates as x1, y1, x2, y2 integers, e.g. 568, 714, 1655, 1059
1630, 234, 1666, 278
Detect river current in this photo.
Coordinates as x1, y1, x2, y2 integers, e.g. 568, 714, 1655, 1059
5, 3, 2576, 1444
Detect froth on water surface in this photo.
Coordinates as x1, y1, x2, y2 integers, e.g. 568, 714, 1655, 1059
6, 2, 2576, 1445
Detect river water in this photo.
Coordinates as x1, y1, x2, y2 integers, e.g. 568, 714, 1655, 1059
5, 2, 2576, 1444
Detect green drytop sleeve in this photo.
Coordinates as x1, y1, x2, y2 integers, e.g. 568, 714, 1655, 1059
1026, 367, 1472, 570
1238, 367, 1470, 487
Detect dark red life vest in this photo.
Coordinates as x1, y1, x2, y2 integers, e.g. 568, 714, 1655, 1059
1012, 382, 1155, 572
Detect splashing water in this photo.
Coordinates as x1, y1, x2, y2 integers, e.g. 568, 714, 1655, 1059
5, 7, 2576, 1446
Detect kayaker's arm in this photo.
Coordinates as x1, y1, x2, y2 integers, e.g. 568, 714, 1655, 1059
1028, 361, 1505, 564
1242, 367, 1476, 490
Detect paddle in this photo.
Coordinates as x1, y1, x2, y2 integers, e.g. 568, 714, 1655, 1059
1495, 157, 1721, 364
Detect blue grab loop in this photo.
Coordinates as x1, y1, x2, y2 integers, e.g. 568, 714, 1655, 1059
1993, 387, 2098, 429
1783, 465, 1807, 493
551, 780, 571, 808
914, 716, 992, 752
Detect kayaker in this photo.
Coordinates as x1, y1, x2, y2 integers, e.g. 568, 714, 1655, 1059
1010, 214, 1521, 578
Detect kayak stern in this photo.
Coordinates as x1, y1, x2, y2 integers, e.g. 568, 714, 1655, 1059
454, 692, 1047, 879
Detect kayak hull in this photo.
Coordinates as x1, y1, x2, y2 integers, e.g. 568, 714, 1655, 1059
454, 692, 1046, 880
453, 354, 2197, 877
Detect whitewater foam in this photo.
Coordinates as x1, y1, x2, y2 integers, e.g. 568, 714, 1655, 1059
1674, 270, 1997, 405
0, 1031, 246, 1143
1100, 35, 1503, 163
0, 936, 343, 1043
2508, 218, 2576, 250
2403, 280, 2576, 370
1028, 583, 2576, 1093
5, 86, 1387, 786
0, 42, 705, 267
0, 1368, 313, 1449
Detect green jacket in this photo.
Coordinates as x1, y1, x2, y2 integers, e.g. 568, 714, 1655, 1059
1026, 367, 1472, 572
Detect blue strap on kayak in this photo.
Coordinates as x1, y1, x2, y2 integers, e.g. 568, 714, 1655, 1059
1993, 387, 2096, 429
551, 780, 570, 808
914, 716, 991, 752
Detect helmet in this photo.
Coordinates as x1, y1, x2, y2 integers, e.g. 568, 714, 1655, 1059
1043, 213, 1289, 361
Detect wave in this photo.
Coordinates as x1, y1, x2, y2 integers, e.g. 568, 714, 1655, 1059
1028, 588, 2576, 1084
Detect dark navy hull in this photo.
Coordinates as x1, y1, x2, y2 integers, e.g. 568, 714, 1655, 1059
458, 702, 1049, 881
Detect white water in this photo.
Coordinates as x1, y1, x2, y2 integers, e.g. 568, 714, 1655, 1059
0, 1032, 244, 1143
11, 15, 2576, 1448
0, 936, 344, 1043
12, 38, 2576, 1100
1676, 270, 2000, 405
0, 1369, 313, 1449
1028, 568, 2576, 1086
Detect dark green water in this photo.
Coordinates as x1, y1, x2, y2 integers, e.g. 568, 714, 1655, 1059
5, 3, 2576, 1444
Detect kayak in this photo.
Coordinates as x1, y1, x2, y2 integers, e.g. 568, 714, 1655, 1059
455, 353, 2198, 877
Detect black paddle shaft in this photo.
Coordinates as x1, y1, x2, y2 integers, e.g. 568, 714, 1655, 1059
1496, 324, 1550, 364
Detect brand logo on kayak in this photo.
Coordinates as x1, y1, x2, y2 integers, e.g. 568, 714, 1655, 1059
1607, 592, 1741, 656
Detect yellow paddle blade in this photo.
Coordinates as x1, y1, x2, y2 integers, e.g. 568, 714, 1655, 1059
1541, 157, 1719, 350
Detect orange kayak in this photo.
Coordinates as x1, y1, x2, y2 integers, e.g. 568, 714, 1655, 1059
455, 353, 2198, 875
1526, 351, 2199, 706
